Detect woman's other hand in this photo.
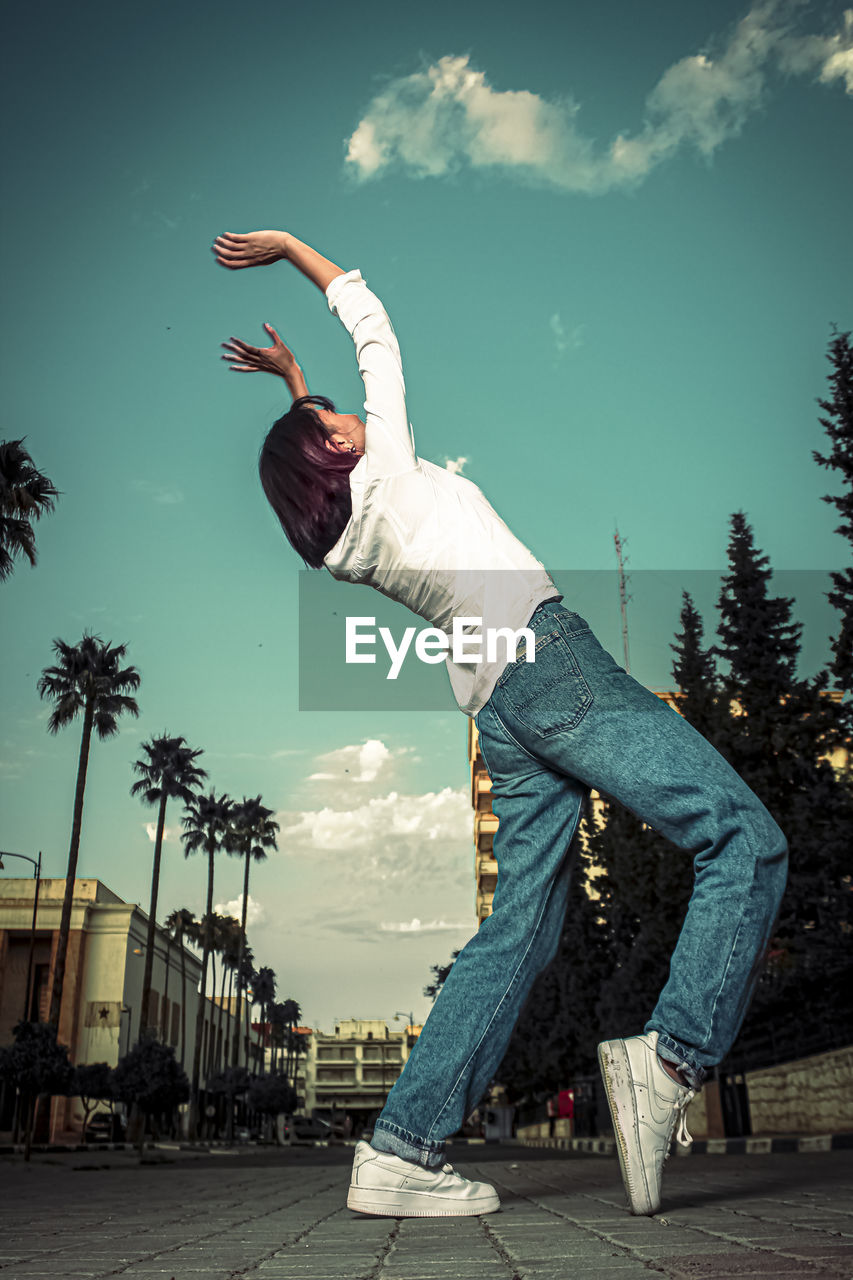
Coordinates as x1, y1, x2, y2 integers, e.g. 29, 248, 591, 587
221, 324, 297, 377
213, 230, 289, 269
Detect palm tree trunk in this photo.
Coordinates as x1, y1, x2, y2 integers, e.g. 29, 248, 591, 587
139, 790, 169, 1036
190, 841, 216, 1135
162, 930, 171, 1044
48, 696, 95, 1029
232, 852, 251, 1066
178, 928, 187, 1069
244, 980, 251, 1072
224, 966, 233, 1066
216, 955, 227, 1072
206, 948, 218, 1076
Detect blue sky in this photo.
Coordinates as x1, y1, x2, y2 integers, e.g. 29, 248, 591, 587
1, 0, 851, 1033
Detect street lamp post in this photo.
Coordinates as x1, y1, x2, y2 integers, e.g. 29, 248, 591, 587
393, 1009, 416, 1050
0, 850, 43, 1021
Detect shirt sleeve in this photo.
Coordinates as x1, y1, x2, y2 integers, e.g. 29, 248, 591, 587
326, 269, 417, 478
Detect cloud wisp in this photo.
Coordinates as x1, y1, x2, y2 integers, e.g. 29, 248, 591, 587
344, 5, 853, 194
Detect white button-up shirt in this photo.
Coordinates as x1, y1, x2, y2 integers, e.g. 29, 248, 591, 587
323, 269, 560, 716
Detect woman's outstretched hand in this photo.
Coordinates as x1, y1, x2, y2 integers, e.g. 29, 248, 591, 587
221, 324, 297, 377
213, 230, 288, 269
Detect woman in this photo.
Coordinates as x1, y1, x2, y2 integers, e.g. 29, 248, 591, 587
214, 228, 788, 1219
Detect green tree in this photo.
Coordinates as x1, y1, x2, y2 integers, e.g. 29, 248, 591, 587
72, 1061, 114, 1143
228, 797, 278, 1066
181, 790, 233, 1131
252, 967, 277, 1077
218, 916, 243, 1071
424, 950, 461, 1003
0, 1021, 73, 1161
712, 514, 853, 1055
112, 1040, 190, 1156
670, 590, 725, 743
38, 634, 141, 1029
0, 438, 59, 581
248, 1074, 298, 1141
279, 998, 302, 1081
131, 736, 207, 1037
208, 1065, 251, 1141
164, 907, 196, 1068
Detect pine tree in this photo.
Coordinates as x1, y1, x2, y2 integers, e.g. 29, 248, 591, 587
670, 590, 725, 745
711, 514, 852, 1057
812, 327, 853, 740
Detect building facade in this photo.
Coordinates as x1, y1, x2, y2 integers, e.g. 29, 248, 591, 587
302, 1018, 421, 1135
0, 877, 262, 1141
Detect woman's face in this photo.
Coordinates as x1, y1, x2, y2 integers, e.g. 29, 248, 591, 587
317, 409, 365, 458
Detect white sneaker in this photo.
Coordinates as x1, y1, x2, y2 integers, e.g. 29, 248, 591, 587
346, 1140, 500, 1217
598, 1030, 695, 1216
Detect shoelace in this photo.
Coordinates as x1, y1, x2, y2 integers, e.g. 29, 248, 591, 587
663, 1088, 695, 1163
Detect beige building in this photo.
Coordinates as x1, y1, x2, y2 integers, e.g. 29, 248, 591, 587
0, 877, 262, 1141
302, 1018, 421, 1132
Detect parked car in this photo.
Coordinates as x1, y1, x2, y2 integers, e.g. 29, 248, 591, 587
284, 1115, 345, 1143
235, 1125, 261, 1142
85, 1110, 125, 1142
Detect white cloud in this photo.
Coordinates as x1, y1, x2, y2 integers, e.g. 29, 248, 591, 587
307, 738, 394, 784
778, 9, 853, 93
215, 892, 265, 926
344, 5, 853, 194
144, 821, 180, 843
444, 456, 468, 475
277, 785, 471, 886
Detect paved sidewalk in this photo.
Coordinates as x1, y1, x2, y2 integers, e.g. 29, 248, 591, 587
0, 1144, 850, 1279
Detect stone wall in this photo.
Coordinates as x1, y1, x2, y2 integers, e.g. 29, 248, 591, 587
747, 1045, 853, 1135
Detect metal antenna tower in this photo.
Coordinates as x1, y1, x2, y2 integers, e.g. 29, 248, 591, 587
613, 526, 631, 673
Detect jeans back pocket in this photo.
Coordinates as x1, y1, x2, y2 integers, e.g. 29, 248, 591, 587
495, 627, 593, 736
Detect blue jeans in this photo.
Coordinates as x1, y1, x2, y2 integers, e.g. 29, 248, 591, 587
371, 600, 788, 1168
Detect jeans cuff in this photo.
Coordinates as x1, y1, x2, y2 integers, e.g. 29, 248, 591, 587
371, 1119, 447, 1169
651, 1030, 707, 1091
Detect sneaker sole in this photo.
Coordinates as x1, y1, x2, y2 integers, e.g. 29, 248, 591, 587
597, 1039, 657, 1216
347, 1186, 500, 1217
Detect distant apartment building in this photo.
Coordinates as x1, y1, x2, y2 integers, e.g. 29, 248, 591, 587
302, 1018, 421, 1132
0, 877, 262, 1141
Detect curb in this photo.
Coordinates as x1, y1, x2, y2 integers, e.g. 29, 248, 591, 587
516, 1132, 853, 1156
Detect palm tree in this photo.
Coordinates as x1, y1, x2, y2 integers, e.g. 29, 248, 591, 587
280, 998, 302, 1081
228, 796, 278, 1066
214, 916, 240, 1072
268, 1001, 287, 1075
181, 790, 233, 1129
223, 919, 246, 1069
38, 633, 140, 1028
252, 967, 276, 1077
131, 736, 207, 1038
164, 908, 196, 1068
238, 954, 256, 1072
0, 438, 59, 581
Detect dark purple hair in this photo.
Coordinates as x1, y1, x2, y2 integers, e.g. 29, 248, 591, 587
258, 395, 361, 569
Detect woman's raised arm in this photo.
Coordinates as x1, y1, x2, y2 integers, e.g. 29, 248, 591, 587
213, 230, 345, 294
